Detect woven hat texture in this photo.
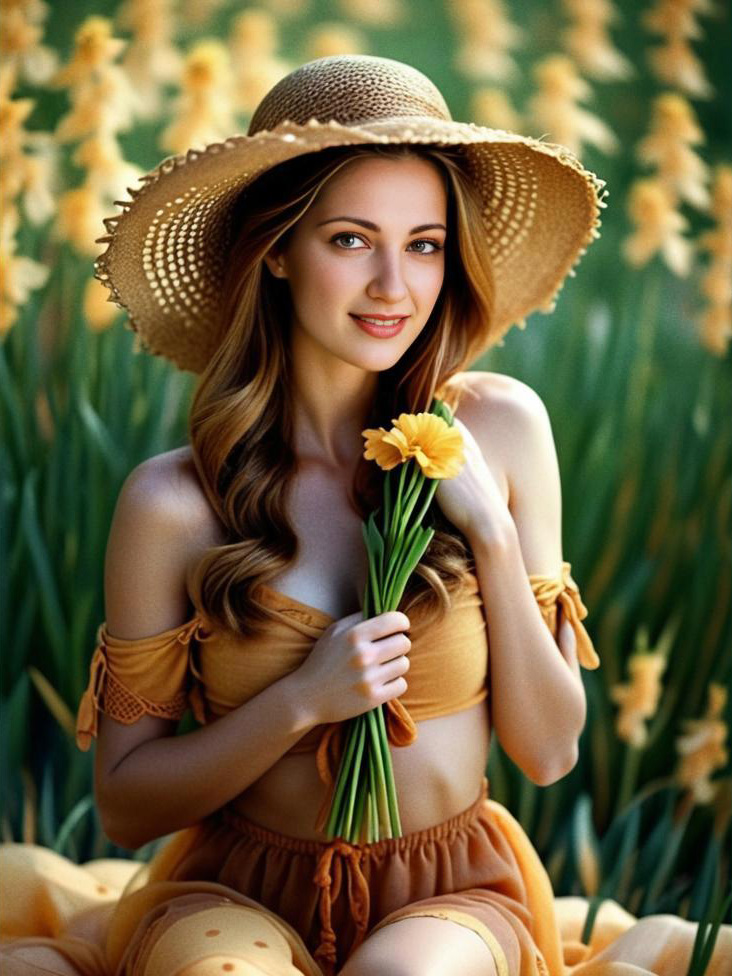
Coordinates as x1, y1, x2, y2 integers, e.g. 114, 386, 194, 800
94, 54, 608, 373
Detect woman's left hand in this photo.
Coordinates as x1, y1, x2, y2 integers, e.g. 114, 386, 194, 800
434, 417, 512, 543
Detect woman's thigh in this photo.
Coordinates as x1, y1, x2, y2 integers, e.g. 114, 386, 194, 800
338, 915, 500, 976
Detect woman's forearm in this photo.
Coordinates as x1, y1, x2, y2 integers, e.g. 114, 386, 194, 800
98, 671, 317, 849
470, 520, 587, 784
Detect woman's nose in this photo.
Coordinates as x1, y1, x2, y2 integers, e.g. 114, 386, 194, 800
366, 251, 408, 304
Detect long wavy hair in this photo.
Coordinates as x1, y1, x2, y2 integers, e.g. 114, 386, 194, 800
187, 144, 495, 637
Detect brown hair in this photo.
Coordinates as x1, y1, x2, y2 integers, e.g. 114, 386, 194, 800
187, 144, 495, 637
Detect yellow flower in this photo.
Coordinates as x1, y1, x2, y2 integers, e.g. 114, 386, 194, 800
84, 274, 119, 333
609, 651, 667, 748
636, 94, 709, 211
338, 0, 406, 28
622, 178, 693, 276
305, 23, 366, 59
470, 87, 522, 132
362, 412, 464, 479
160, 40, 236, 153
448, 0, 524, 84
697, 165, 732, 357
560, 0, 634, 82
50, 17, 126, 87
528, 55, 618, 157
698, 302, 732, 358
56, 185, 110, 256
675, 683, 729, 804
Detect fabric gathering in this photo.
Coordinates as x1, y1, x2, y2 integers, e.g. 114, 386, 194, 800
2, 562, 729, 975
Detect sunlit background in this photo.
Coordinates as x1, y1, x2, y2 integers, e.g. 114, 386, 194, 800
1, 0, 730, 941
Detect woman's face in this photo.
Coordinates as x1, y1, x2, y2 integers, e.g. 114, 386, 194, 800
265, 154, 448, 371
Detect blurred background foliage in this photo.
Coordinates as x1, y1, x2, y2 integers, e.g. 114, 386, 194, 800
1, 0, 730, 939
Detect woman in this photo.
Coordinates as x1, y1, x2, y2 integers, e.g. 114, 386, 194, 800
3, 55, 728, 976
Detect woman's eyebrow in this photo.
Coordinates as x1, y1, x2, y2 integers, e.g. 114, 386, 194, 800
316, 216, 447, 233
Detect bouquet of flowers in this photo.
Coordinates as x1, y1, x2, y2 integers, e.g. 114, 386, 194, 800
320, 397, 465, 843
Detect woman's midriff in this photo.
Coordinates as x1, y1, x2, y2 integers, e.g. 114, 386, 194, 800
227, 699, 491, 840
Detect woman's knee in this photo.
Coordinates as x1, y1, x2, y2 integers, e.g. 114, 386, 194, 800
125, 898, 304, 976
337, 916, 499, 976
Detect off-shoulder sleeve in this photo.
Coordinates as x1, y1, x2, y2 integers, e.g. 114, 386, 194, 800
529, 560, 600, 670
75, 615, 206, 751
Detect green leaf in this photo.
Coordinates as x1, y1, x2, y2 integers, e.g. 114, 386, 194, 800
600, 804, 642, 905
362, 519, 382, 615
366, 511, 385, 585
75, 395, 125, 479
53, 795, 94, 855
572, 793, 602, 899
387, 526, 434, 609
687, 882, 732, 976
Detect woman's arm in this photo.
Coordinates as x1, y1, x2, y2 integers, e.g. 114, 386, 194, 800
449, 375, 588, 785
94, 457, 319, 850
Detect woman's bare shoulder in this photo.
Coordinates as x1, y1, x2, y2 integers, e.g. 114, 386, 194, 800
450, 370, 545, 434
123, 446, 227, 549
104, 448, 227, 635
451, 368, 538, 401
449, 370, 549, 508
135, 444, 225, 545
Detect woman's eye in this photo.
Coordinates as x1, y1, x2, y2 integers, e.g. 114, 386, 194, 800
332, 232, 365, 249
331, 233, 443, 254
409, 239, 443, 254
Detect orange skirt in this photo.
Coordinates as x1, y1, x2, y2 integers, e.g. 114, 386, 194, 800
3, 777, 731, 976
2, 777, 547, 976
144, 775, 542, 975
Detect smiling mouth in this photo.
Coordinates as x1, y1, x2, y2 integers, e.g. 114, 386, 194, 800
350, 314, 408, 326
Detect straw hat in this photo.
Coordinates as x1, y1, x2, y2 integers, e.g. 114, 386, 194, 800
94, 54, 608, 374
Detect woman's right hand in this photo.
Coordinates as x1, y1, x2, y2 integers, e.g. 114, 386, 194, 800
295, 610, 412, 726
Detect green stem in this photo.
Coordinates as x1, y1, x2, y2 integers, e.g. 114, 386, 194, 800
387, 527, 433, 611
383, 469, 392, 542
324, 718, 361, 837
342, 719, 367, 839
349, 767, 368, 844
386, 463, 409, 554
367, 707, 391, 837
410, 476, 439, 534
382, 464, 425, 605
366, 537, 383, 615
392, 463, 424, 543
375, 703, 401, 835
384, 477, 437, 605
367, 746, 377, 842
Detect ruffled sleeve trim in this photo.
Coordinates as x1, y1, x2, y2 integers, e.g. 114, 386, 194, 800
528, 560, 600, 670
75, 615, 207, 752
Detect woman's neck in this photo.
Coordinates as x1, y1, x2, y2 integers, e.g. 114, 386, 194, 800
290, 361, 378, 468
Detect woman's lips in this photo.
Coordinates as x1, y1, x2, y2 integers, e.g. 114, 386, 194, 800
350, 314, 408, 337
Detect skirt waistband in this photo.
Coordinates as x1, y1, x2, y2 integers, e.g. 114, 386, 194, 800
220, 775, 490, 856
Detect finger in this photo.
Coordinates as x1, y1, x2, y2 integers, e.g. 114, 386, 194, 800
374, 632, 411, 664
380, 654, 410, 685
362, 611, 410, 640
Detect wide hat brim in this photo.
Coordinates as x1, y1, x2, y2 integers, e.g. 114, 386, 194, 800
94, 115, 607, 374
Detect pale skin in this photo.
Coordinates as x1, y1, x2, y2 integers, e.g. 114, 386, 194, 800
89, 156, 586, 976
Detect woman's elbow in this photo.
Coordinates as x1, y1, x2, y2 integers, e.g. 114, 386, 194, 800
95, 781, 155, 850
529, 743, 579, 786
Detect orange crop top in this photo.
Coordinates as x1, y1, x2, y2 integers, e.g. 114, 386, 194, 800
76, 560, 599, 804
